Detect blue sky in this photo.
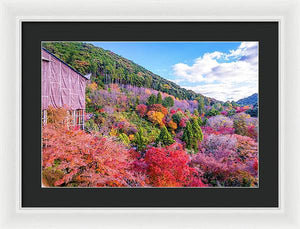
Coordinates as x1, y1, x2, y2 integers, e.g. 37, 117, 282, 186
90, 42, 258, 101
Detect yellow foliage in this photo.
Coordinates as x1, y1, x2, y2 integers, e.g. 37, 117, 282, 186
86, 97, 91, 103
129, 134, 135, 141
168, 120, 177, 130
147, 111, 164, 126
109, 128, 118, 137
163, 84, 171, 90
88, 82, 98, 91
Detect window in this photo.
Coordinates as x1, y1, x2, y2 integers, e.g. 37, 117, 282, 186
74, 109, 84, 130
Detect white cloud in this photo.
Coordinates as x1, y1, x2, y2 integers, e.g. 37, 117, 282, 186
172, 42, 258, 101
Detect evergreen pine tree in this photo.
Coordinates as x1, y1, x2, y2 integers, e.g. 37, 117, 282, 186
182, 121, 194, 150
191, 118, 203, 144
182, 119, 203, 152
147, 94, 156, 106
162, 96, 174, 108
156, 126, 175, 146
197, 116, 203, 126
156, 92, 163, 104
198, 97, 205, 115
134, 128, 149, 152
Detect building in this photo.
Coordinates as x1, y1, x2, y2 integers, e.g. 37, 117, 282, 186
41, 48, 91, 129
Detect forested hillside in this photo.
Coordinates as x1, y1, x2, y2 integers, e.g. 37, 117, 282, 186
42, 42, 217, 103
236, 93, 258, 106
42, 42, 259, 188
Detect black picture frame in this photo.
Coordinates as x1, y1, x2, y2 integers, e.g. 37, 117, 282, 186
22, 22, 278, 208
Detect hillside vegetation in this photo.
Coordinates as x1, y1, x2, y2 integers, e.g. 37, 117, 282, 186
42, 42, 259, 188
43, 42, 216, 103
237, 93, 258, 106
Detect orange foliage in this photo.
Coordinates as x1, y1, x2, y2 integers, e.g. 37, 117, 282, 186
145, 89, 152, 95
88, 82, 98, 91
109, 83, 121, 92
148, 104, 168, 116
46, 105, 72, 128
75, 60, 89, 67
42, 124, 146, 187
147, 111, 165, 127
167, 120, 177, 130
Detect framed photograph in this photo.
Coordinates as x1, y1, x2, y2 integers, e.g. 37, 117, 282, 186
22, 21, 277, 207
1, 0, 299, 228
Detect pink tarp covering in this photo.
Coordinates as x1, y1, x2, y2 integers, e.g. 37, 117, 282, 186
41, 49, 87, 110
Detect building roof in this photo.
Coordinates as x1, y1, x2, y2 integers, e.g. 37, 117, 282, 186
42, 48, 90, 80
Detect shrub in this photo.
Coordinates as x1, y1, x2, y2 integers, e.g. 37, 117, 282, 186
207, 115, 233, 131
148, 104, 168, 116
119, 133, 130, 145
85, 118, 99, 132
201, 126, 234, 135
179, 118, 187, 128
191, 134, 258, 187
42, 124, 145, 187
206, 108, 220, 117
145, 143, 206, 187
46, 105, 72, 127
232, 112, 250, 136
167, 120, 177, 131
147, 111, 165, 126
136, 104, 147, 117
191, 153, 256, 187
200, 134, 237, 159
232, 113, 258, 139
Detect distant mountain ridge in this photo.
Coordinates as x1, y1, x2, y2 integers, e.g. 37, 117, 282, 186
236, 93, 258, 106
42, 42, 218, 104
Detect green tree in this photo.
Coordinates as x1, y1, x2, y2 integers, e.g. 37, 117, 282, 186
224, 101, 232, 108
172, 111, 184, 125
191, 118, 203, 143
198, 97, 205, 115
147, 94, 156, 106
194, 109, 199, 117
246, 104, 258, 117
156, 126, 175, 146
156, 92, 163, 104
234, 118, 248, 136
231, 101, 238, 107
206, 108, 220, 117
213, 103, 222, 111
182, 121, 194, 150
202, 117, 208, 126
182, 119, 203, 152
227, 109, 236, 116
162, 96, 174, 108
119, 133, 130, 145
134, 128, 149, 152
197, 116, 203, 126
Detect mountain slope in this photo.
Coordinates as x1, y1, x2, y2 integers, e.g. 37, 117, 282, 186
236, 93, 258, 106
42, 42, 216, 103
